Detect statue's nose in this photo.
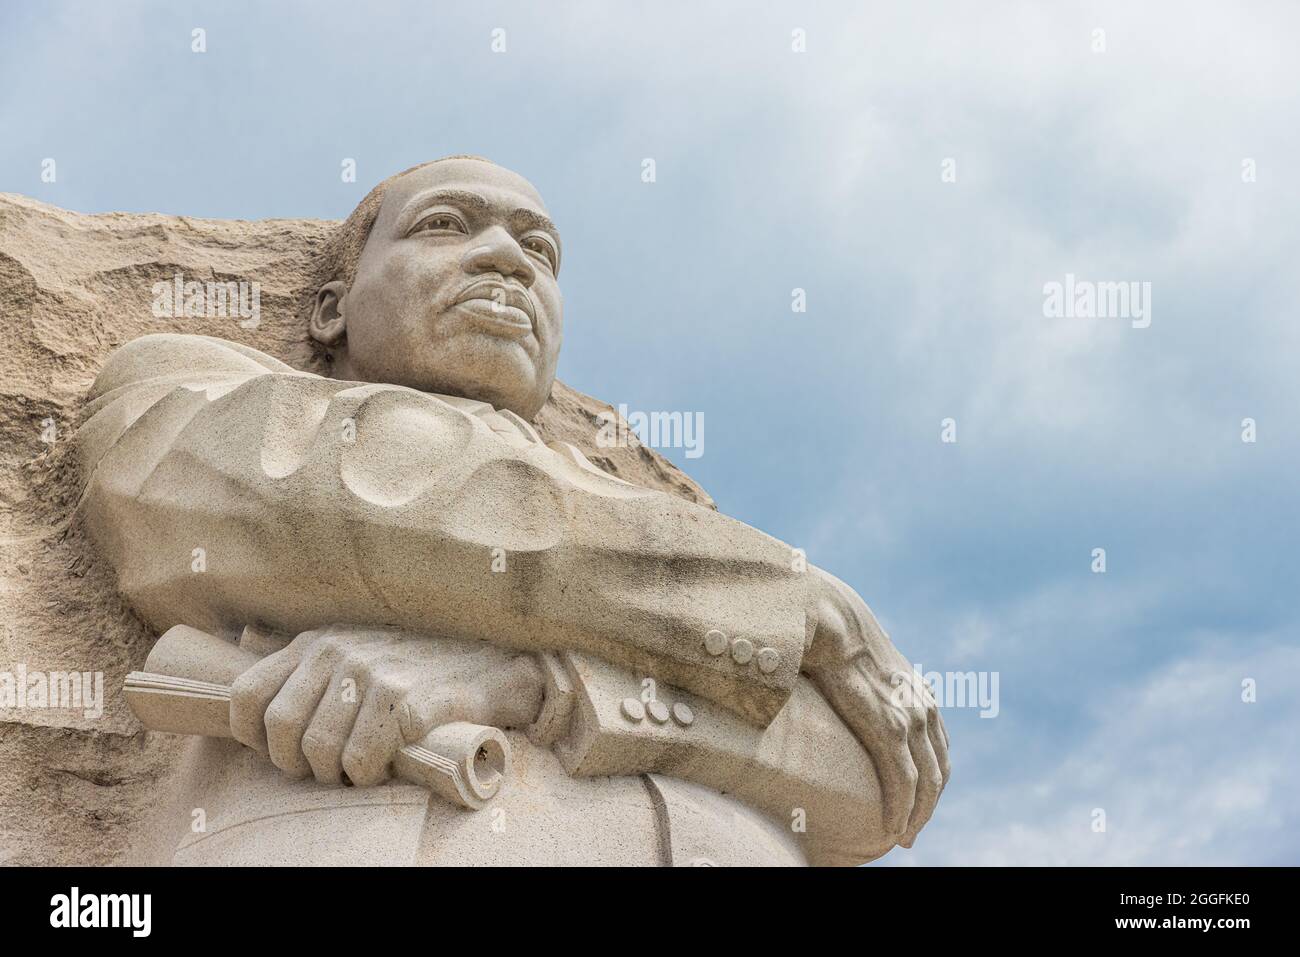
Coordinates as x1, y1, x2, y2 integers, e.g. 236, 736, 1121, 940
461, 226, 536, 287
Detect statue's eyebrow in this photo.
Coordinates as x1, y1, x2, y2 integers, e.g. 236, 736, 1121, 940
398, 188, 560, 242
509, 207, 559, 239
399, 188, 491, 227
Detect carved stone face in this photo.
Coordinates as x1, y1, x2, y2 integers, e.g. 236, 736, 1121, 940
321, 159, 563, 419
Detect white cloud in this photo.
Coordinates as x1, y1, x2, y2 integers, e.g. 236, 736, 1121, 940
888, 640, 1300, 864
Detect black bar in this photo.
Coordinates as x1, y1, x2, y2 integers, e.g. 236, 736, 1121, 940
0, 865, 1284, 942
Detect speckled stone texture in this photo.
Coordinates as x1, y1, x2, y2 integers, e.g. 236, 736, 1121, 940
0, 191, 710, 865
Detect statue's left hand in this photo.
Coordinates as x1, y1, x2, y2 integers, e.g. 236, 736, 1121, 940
802, 569, 951, 850
228, 626, 545, 786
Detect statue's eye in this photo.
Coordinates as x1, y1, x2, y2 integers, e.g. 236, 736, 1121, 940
412, 213, 467, 235
521, 235, 558, 273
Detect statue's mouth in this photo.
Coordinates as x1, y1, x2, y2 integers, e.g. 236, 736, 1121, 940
452, 279, 536, 334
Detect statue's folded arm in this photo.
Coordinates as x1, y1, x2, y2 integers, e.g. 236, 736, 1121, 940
544, 649, 890, 865
76, 334, 815, 726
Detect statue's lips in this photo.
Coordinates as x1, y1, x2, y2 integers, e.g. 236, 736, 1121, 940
450, 282, 535, 337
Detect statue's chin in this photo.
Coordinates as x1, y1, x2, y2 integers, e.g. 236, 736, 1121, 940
406, 360, 547, 419
337, 333, 552, 419
433, 336, 552, 418
444, 378, 542, 418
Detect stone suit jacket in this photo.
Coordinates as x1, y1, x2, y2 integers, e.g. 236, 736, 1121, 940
76, 333, 815, 724
77, 333, 888, 864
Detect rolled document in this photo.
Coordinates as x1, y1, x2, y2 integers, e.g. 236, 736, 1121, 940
123, 625, 510, 811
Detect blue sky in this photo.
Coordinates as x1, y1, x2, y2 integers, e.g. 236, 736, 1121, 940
3, 0, 1297, 864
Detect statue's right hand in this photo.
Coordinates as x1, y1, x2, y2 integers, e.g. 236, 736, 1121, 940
229, 625, 543, 787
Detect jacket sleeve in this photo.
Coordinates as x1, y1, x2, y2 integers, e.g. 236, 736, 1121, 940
76, 334, 816, 725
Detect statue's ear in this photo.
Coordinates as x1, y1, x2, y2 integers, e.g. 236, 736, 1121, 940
309, 281, 348, 345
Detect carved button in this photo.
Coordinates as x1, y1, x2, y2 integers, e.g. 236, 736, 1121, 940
621, 698, 646, 722
757, 647, 780, 674
671, 702, 695, 727
730, 637, 754, 665
647, 700, 670, 724
704, 629, 728, 656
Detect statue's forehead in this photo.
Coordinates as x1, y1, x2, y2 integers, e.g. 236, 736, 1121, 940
379, 160, 551, 224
